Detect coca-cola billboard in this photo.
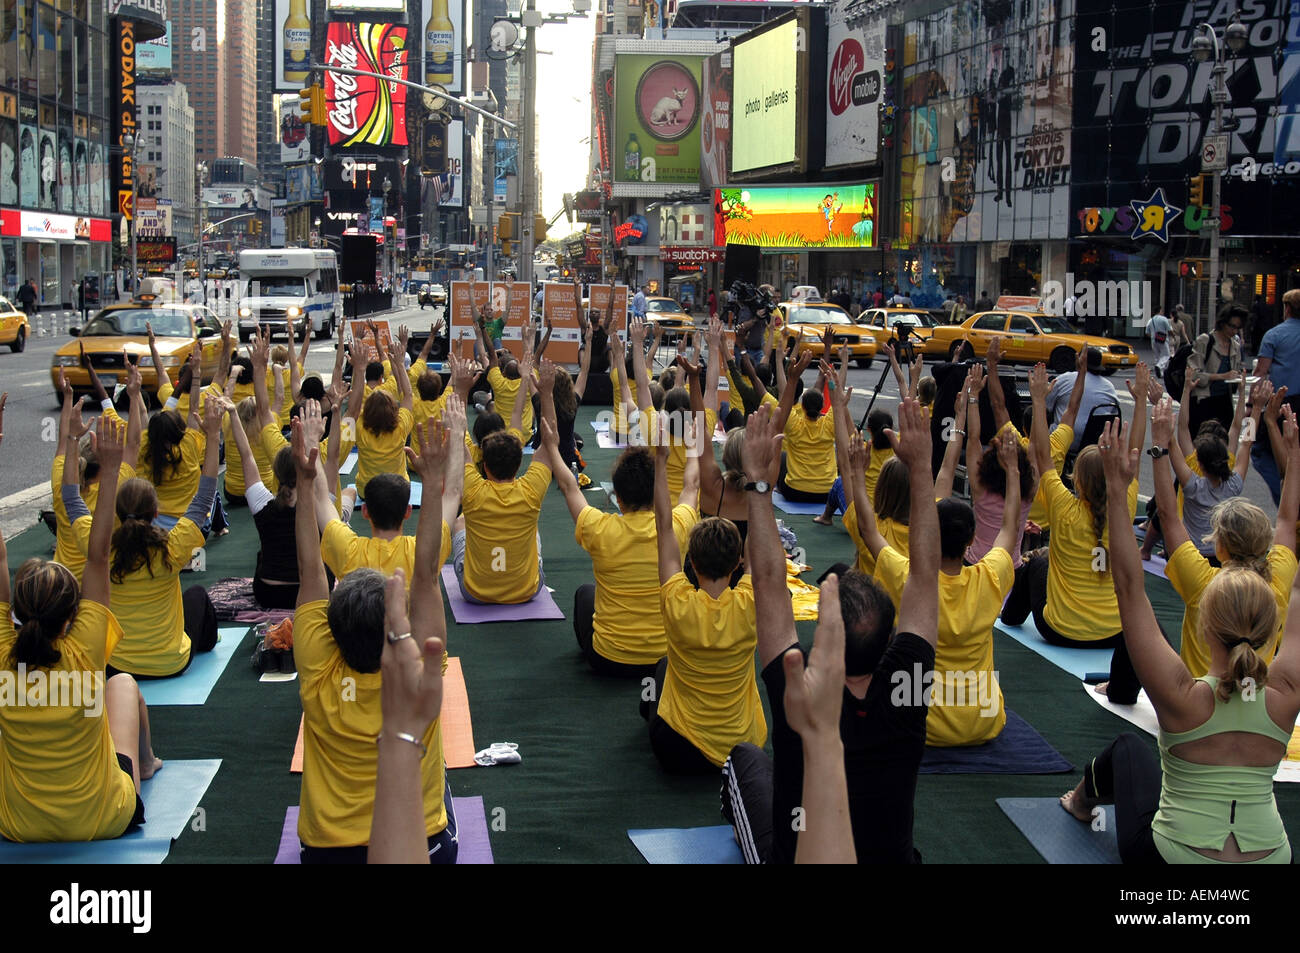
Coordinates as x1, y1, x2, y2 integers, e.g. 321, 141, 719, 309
325, 22, 408, 148
825, 1, 883, 168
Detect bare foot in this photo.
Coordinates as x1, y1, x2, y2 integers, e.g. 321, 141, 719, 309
1092, 681, 1109, 696
812, 515, 833, 526
1060, 785, 1097, 822
140, 756, 164, 780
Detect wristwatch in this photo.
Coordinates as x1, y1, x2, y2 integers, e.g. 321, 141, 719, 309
744, 481, 772, 494
1147, 446, 1170, 458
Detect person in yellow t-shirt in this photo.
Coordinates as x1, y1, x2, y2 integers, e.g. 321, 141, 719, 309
473, 308, 536, 438
75, 398, 226, 678
643, 438, 764, 773
844, 457, 911, 576
868, 430, 1023, 746
774, 349, 837, 502
1001, 362, 1150, 653
139, 347, 208, 521
555, 442, 699, 675
292, 415, 455, 862
349, 335, 415, 498
0, 414, 158, 843
1127, 396, 1299, 683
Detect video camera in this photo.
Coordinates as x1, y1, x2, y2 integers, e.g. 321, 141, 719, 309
724, 280, 776, 323
890, 324, 918, 365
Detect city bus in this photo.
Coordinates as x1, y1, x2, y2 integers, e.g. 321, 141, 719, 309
237, 248, 341, 340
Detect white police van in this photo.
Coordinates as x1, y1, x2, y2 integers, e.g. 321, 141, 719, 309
237, 249, 341, 341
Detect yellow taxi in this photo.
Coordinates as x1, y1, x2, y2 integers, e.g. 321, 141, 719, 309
855, 306, 938, 351
780, 300, 877, 367
0, 295, 30, 352
643, 295, 694, 344
925, 309, 1136, 373
50, 295, 225, 404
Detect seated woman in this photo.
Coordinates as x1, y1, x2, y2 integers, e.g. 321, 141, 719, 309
774, 351, 836, 504
72, 399, 224, 679
351, 337, 415, 499
139, 348, 207, 527
1001, 363, 1149, 648
1061, 421, 1300, 865
0, 414, 160, 843
643, 437, 763, 774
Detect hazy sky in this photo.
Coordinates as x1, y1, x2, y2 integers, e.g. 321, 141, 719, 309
533, 5, 595, 239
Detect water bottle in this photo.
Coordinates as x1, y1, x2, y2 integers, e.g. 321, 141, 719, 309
571, 461, 580, 484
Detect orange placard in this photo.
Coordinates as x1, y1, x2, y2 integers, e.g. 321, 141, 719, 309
541, 281, 581, 367
348, 319, 393, 359
496, 282, 534, 361
586, 284, 629, 330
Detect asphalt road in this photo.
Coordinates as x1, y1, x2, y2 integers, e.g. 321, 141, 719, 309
0, 316, 1277, 539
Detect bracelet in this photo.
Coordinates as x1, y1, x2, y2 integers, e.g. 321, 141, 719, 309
968, 398, 979, 404
953, 429, 967, 437
378, 732, 428, 758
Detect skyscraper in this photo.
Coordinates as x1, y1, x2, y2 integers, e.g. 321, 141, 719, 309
171, 0, 258, 164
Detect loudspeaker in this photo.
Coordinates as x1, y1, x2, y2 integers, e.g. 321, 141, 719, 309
340, 235, 378, 284
722, 245, 760, 291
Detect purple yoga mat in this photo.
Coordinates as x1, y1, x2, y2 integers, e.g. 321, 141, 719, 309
439, 565, 565, 623
274, 797, 494, 864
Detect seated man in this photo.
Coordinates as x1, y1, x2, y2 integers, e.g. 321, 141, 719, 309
293, 416, 456, 863
642, 424, 763, 775
773, 350, 837, 503
452, 360, 557, 605
722, 399, 939, 863
855, 429, 1020, 747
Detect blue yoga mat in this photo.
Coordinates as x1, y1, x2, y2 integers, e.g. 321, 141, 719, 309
628, 825, 744, 865
0, 759, 221, 864
920, 711, 1073, 774
772, 492, 827, 516
138, 627, 248, 707
995, 620, 1113, 682
997, 797, 1120, 864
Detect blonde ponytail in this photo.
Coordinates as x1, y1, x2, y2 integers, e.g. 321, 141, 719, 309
1199, 569, 1276, 702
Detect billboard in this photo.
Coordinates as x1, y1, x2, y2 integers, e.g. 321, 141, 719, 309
449, 281, 532, 356
574, 190, 602, 223
658, 203, 711, 246
614, 53, 704, 185
731, 15, 801, 174
203, 186, 270, 211
825, 4, 883, 168
540, 282, 582, 366
494, 138, 517, 206
898, 1, 1073, 244
137, 21, 173, 73
274, 0, 313, 91
714, 183, 877, 250
136, 199, 173, 237
136, 237, 177, 264
421, 0, 466, 96
700, 51, 731, 190
285, 164, 313, 204
112, 17, 139, 220
276, 93, 310, 163
324, 23, 409, 148
443, 119, 463, 207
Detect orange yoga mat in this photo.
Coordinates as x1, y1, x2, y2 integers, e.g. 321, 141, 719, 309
289, 657, 476, 773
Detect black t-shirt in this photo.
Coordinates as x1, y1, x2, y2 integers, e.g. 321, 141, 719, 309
764, 631, 934, 864
253, 499, 299, 583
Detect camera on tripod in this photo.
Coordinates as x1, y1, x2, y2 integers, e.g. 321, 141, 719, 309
890, 324, 918, 364
724, 280, 776, 324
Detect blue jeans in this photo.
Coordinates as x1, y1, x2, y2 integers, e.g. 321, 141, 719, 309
1252, 444, 1283, 506
452, 529, 545, 604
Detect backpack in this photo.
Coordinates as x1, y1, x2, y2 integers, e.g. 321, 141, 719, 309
1164, 334, 1214, 398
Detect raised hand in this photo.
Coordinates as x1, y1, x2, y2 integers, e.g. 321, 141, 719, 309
1075, 342, 1087, 376
126, 355, 142, 398
405, 418, 450, 484
1151, 395, 1175, 448
146, 321, 156, 349
202, 394, 226, 436
95, 412, 127, 473
893, 397, 930, 469
397, 323, 410, 354
380, 569, 444, 742
1125, 362, 1151, 402
792, 348, 814, 377
782, 575, 847, 742
538, 358, 558, 391
300, 398, 326, 446
995, 427, 1020, 473
986, 336, 1002, 366
741, 403, 784, 485
628, 315, 647, 348
290, 416, 318, 482
846, 428, 868, 475
1251, 378, 1275, 410
1028, 362, 1050, 404
1268, 384, 1290, 420
1097, 418, 1138, 486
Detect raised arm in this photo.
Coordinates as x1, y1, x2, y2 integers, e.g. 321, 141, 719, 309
991, 428, 1022, 556
1150, 397, 1191, 555
1176, 369, 1196, 458
629, 316, 653, 411
1125, 362, 1151, 455
742, 404, 796, 668
123, 361, 144, 466
609, 333, 635, 419
880, 342, 909, 395
388, 334, 414, 413
1057, 344, 1089, 433
292, 322, 309, 402
249, 328, 277, 430
146, 322, 167, 401
847, 430, 887, 558
405, 416, 451, 643
1027, 363, 1053, 477
78, 414, 127, 607
962, 364, 988, 499
1233, 382, 1266, 480
532, 359, 559, 473
823, 354, 853, 481
984, 338, 1010, 432
292, 418, 329, 607
653, 439, 680, 584
893, 397, 939, 645
184, 344, 203, 430
1098, 421, 1196, 715
1227, 368, 1251, 452
773, 350, 814, 433
574, 323, 593, 400
936, 368, 974, 500
1277, 408, 1300, 554
704, 318, 722, 416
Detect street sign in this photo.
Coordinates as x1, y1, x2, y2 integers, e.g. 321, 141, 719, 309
1202, 134, 1228, 172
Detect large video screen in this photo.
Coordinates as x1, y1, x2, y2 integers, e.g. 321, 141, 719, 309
715, 182, 877, 250
731, 17, 799, 174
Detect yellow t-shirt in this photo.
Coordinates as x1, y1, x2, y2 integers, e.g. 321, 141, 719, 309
321, 519, 452, 582
74, 515, 204, 676
294, 600, 447, 849
875, 546, 1013, 746
642, 406, 718, 504
0, 600, 138, 842
574, 505, 699, 665
782, 406, 836, 494
137, 428, 206, 518
1041, 470, 1138, 641
50, 456, 135, 582
487, 366, 534, 436
356, 406, 414, 498
1167, 542, 1296, 677
864, 446, 895, 512
844, 500, 909, 577
465, 427, 528, 469
656, 572, 764, 767
461, 460, 552, 603
1021, 425, 1074, 528
610, 363, 628, 437
275, 364, 298, 428
223, 417, 274, 497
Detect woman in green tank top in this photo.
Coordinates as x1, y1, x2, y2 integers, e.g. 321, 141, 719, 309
1058, 414, 1300, 864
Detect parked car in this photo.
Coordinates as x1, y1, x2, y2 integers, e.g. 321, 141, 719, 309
643, 296, 693, 343
0, 296, 30, 352
780, 300, 876, 367
925, 309, 1137, 373
856, 307, 938, 351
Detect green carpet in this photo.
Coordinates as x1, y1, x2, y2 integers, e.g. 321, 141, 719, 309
6, 404, 1299, 863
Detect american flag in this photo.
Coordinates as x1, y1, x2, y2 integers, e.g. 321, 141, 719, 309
426, 173, 452, 206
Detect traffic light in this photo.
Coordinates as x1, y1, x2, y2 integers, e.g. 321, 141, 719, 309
1189, 174, 1205, 208
1179, 259, 1201, 279
498, 213, 515, 240
534, 214, 548, 241
299, 84, 326, 125
501, 240, 513, 257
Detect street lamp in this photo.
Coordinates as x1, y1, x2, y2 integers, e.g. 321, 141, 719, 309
314, 217, 321, 249
122, 132, 140, 294
196, 161, 208, 304
1191, 15, 1247, 330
